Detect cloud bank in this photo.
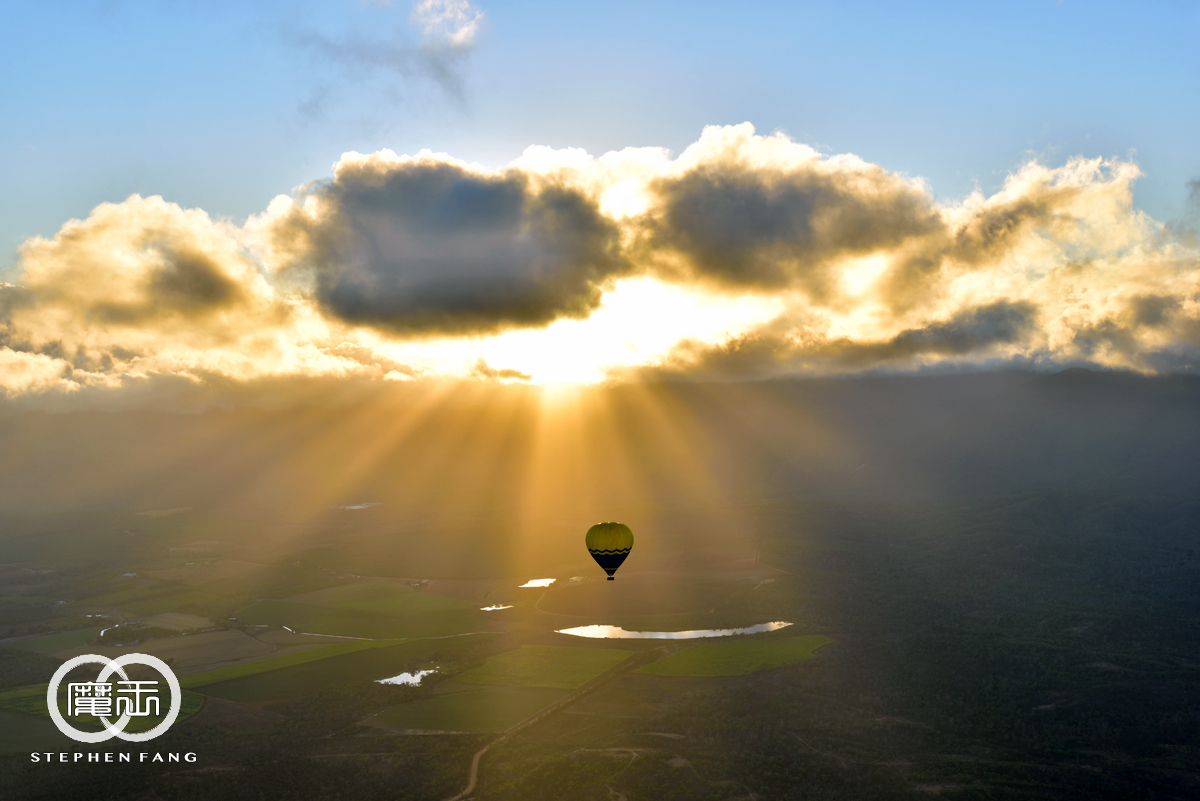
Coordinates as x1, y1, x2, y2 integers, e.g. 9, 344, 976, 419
3, 123, 1199, 400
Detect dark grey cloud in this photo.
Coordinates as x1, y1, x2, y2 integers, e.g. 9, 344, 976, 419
652, 301, 1039, 379
471, 359, 532, 381
646, 163, 942, 297
1128, 294, 1182, 328
88, 243, 245, 324
859, 301, 1038, 360
275, 159, 628, 334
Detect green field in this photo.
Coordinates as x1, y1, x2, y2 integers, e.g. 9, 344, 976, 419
0, 596, 55, 607
368, 684, 569, 732
198, 634, 500, 703
234, 599, 481, 639
456, 645, 634, 690
0, 683, 49, 715
181, 638, 406, 689
289, 581, 473, 615
0, 708, 68, 755
0, 684, 206, 732
83, 584, 227, 616
636, 635, 831, 677
11, 627, 102, 654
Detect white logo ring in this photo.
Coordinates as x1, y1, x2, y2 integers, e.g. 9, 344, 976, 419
46, 653, 182, 744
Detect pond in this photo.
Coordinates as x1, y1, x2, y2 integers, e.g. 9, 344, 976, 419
376, 669, 438, 686
555, 621, 793, 639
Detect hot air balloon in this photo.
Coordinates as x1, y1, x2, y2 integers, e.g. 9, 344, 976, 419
586, 522, 634, 580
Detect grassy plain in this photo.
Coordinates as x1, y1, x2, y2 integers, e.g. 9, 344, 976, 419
369, 684, 568, 732
197, 633, 501, 703
11, 627, 102, 654
181, 638, 405, 688
0, 684, 206, 732
288, 580, 473, 615
0, 708, 67, 755
82, 584, 227, 616
637, 635, 831, 676
456, 645, 634, 690
536, 575, 740, 619
233, 599, 480, 639
54, 629, 286, 675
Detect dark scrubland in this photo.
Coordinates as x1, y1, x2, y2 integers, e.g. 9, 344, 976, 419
0, 369, 1197, 799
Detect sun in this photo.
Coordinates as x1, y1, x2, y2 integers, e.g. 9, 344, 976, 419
373, 277, 786, 385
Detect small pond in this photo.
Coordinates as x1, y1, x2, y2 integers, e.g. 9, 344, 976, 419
556, 621, 793, 640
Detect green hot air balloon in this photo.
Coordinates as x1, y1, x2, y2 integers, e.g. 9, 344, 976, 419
586, 522, 634, 580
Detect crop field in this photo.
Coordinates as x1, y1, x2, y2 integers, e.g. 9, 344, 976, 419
11, 627, 102, 655
0, 596, 54, 607
181, 638, 405, 688
636, 635, 831, 676
52, 629, 298, 675
0, 683, 50, 715
368, 684, 569, 733
197, 633, 502, 703
145, 559, 272, 586
141, 612, 212, 631
0, 684, 206, 733
234, 599, 481, 639
456, 645, 634, 690
536, 575, 740, 618
81, 584, 228, 616
559, 674, 673, 719
288, 580, 474, 615
192, 563, 353, 600
0, 708, 62, 755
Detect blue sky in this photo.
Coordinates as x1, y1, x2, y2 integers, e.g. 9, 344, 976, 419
3, 0, 1198, 269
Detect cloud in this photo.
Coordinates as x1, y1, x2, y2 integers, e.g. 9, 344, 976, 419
2, 123, 1200, 401
471, 359, 532, 381
640, 301, 1039, 379
265, 150, 628, 333
644, 137, 942, 297
0, 195, 390, 397
290, 0, 485, 112
410, 0, 485, 49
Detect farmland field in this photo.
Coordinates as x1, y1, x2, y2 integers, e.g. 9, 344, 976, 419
288, 580, 474, 615
82, 584, 228, 616
141, 612, 212, 631
10, 627, 102, 655
536, 575, 739, 618
636, 635, 831, 676
54, 629, 293, 675
197, 633, 502, 703
0, 685, 206, 733
456, 645, 634, 689
234, 599, 481, 639
181, 638, 405, 688
0, 708, 70, 755
368, 684, 569, 732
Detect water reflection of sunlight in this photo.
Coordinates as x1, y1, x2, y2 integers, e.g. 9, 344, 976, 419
376, 669, 438, 685
557, 622, 793, 639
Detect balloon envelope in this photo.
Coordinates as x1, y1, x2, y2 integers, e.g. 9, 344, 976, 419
585, 522, 634, 580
